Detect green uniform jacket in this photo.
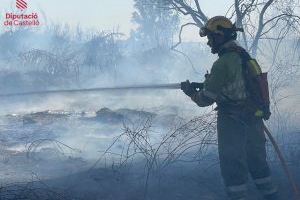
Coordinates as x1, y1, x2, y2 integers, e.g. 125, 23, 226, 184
191, 41, 247, 107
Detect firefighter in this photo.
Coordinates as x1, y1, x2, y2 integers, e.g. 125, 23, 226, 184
181, 16, 278, 200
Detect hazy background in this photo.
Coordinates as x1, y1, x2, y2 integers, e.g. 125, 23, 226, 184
1, 0, 232, 41
0, 1, 299, 200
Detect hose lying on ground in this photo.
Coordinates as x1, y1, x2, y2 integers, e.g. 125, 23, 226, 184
263, 123, 300, 200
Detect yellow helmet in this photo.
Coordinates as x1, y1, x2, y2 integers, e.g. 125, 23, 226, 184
200, 16, 241, 37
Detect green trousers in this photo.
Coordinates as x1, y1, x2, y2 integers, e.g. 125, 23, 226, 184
217, 112, 277, 200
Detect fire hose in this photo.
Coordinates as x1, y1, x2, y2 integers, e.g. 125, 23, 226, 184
0, 83, 299, 198
263, 124, 300, 200
0, 83, 181, 97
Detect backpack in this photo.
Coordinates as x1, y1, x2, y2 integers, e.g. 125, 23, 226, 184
223, 46, 271, 120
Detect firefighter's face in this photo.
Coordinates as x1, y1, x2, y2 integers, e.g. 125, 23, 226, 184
207, 34, 214, 48
207, 33, 225, 54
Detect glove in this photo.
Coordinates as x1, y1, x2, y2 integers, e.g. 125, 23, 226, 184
190, 82, 204, 91
181, 80, 196, 97
255, 106, 271, 120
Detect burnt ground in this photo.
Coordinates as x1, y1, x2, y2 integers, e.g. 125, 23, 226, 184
0, 108, 299, 200
0, 160, 298, 200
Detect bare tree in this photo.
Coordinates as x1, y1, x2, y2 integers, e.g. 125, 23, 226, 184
164, 0, 300, 57
229, 0, 300, 56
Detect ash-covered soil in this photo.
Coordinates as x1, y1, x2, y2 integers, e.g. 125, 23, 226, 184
0, 108, 299, 200
0, 107, 182, 183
